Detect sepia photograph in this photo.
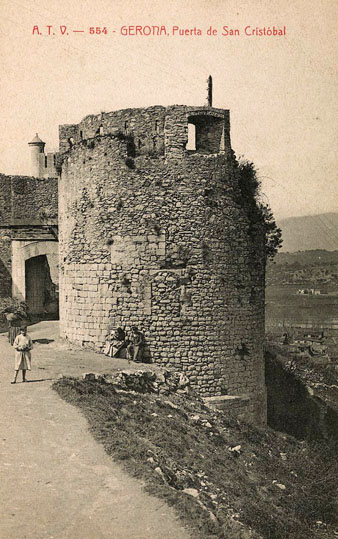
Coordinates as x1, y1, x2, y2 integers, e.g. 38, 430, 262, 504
0, 1, 337, 537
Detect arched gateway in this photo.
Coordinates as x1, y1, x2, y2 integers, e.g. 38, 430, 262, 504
12, 240, 59, 315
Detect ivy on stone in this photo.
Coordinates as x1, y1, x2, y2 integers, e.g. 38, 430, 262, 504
237, 159, 282, 261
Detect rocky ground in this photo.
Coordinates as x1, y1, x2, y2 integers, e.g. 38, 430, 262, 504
54, 368, 338, 539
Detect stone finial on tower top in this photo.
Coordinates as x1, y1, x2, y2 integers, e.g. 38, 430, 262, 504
207, 75, 213, 107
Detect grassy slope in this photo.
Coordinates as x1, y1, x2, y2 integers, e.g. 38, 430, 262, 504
53, 379, 338, 539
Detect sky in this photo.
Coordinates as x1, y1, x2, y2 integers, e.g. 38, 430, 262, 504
0, 0, 337, 220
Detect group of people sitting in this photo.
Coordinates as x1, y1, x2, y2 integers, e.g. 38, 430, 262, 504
104, 326, 144, 362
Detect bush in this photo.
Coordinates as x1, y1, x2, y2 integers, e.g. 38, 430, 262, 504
0, 297, 29, 320
237, 159, 283, 261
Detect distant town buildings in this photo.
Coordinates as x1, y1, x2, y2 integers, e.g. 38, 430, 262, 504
297, 288, 322, 295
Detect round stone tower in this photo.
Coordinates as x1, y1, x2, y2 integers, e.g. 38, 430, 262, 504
28, 133, 45, 177
58, 104, 266, 423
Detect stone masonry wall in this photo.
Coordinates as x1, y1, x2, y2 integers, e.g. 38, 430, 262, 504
0, 175, 12, 297
0, 174, 58, 298
59, 105, 266, 421
59, 106, 167, 157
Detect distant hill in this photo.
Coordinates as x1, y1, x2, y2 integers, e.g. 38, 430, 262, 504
266, 249, 338, 289
278, 213, 338, 252
273, 250, 338, 266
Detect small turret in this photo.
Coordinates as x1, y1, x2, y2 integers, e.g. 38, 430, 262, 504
28, 133, 45, 177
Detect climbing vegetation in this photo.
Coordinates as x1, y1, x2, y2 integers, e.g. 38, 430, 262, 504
237, 159, 282, 261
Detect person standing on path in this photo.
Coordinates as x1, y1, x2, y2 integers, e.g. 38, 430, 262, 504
11, 327, 33, 384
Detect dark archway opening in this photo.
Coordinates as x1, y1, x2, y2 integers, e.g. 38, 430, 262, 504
25, 255, 59, 317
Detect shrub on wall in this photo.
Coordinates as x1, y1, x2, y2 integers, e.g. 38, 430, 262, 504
237, 159, 282, 261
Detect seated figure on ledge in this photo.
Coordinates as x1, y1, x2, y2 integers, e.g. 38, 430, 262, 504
104, 327, 127, 358
127, 326, 144, 362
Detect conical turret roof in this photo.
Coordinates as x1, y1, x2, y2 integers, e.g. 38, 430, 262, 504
28, 133, 45, 145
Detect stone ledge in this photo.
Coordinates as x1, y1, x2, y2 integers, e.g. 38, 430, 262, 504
203, 395, 252, 414
204, 390, 267, 426
204, 395, 251, 404
0, 219, 58, 227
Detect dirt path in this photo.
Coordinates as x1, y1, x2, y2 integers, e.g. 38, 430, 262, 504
0, 322, 191, 539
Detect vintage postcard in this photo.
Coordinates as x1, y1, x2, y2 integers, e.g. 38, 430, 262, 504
0, 1, 337, 538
